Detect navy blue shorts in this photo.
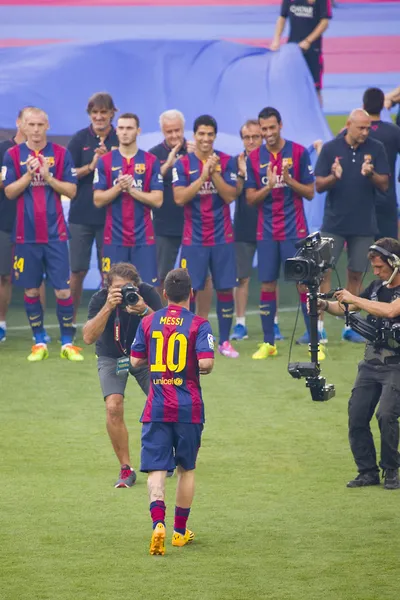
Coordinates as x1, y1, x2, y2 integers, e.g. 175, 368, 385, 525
102, 243, 158, 286
257, 238, 298, 283
140, 422, 203, 472
13, 242, 70, 289
180, 243, 237, 291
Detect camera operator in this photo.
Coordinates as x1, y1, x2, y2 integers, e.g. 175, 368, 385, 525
318, 237, 400, 490
82, 262, 162, 488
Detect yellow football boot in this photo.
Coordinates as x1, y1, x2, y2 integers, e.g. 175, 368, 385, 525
252, 342, 278, 360
172, 529, 195, 547
60, 344, 84, 361
150, 523, 166, 556
27, 344, 49, 362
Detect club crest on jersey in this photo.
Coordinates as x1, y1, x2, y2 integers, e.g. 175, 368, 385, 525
364, 154, 372, 162
45, 156, 55, 167
135, 163, 146, 175
282, 158, 293, 168
111, 146, 118, 151
307, 0, 315, 4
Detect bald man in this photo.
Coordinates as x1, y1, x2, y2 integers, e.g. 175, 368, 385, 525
315, 108, 389, 343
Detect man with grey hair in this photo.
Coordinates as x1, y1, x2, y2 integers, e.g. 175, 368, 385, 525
149, 110, 192, 289
315, 108, 390, 343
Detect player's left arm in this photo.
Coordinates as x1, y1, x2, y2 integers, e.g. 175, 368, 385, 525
365, 144, 389, 193
283, 148, 315, 201
44, 149, 77, 199
211, 157, 237, 204
128, 157, 163, 208
130, 320, 148, 368
196, 321, 215, 375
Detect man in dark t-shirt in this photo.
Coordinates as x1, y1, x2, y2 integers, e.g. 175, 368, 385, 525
270, 0, 332, 103
315, 108, 390, 343
67, 93, 119, 325
82, 261, 162, 489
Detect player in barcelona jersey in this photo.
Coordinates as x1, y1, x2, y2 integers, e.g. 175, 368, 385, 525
93, 113, 163, 285
2, 107, 82, 362
245, 106, 321, 360
131, 268, 214, 556
173, 114, 239, 359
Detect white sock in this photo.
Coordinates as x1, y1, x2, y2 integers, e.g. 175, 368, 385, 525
274, 315, 279, 325
61, 343, 72, 350
236, 317, 246, 326
344, 325, 351, 331
318, 320, 324, 333
0, 321, 6, 330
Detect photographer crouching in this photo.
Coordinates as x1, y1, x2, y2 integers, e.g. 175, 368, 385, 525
319, 238, 400, 490
83, 262, 162, 488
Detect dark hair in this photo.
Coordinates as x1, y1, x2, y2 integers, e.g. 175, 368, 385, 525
258, 107, 282, 124
87, 92, 118, 115
363, 87, 384, 115
118, 112, 140, 127
368, 237, 400, 261
105, 262, 141, 287
239, 119, 260, 138
164, 268, 192, 303
193, 114, 218, 134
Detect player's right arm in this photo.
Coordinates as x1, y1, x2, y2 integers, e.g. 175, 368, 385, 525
2, 151, 33, 200
173, 157, 211, 206
130, 320, 148, 368
93, 157, 122, 208
83, 287, 122, 345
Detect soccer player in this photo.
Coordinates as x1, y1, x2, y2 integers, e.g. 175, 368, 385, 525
68, 92, 119, 324
245, 106, 316, 360
2, 107, 81, 361
130, 268, 214, 556
231, 119, 283, 342
173, 114, 239, 358
93, 113, 163, 285
270, 0, 332, 103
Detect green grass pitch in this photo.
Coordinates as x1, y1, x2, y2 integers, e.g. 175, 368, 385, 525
1, 114, 398, 600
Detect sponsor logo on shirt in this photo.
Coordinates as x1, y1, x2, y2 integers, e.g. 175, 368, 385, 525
261, 174, 288, 188
289, 5, 313, 17
153, 377, 183, 386
172, 167, 179, 183
199, 181, 217, 195
1, 166, 7, 181
93, 168, 99, 184
135, 163, 146, 175
157, 174, 163, 184
207, 333, 214, 350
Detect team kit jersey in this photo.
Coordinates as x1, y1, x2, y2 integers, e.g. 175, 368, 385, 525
93, 148, 163, 284
131, 305, 214, 424
172, 151, 238, 290
245, 141, 314, 281
281, 0, 332, 52
2, 142, 77, 288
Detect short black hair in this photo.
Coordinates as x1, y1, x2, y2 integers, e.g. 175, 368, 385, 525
258, 107, 282, 124
193, 114, 218, 134
105, 262, 141, 287
368, 237, 400, 261
118, 113, 140, 127
87, 92, 118, 115
164, 268, 192, 303
363, 88, 384, 115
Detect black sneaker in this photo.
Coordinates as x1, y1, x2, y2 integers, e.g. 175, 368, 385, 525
383, 469, 400, 490
346, 472, 380, 488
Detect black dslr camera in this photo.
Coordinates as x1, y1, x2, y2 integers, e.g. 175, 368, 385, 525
120, 283, 140, 308
284, 232, 336, 402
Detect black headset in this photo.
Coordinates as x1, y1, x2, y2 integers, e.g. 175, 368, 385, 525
369, 244, 400, 269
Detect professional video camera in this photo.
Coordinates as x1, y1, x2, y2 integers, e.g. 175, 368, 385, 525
120, 283, 140, 308
284, 232, 336, 402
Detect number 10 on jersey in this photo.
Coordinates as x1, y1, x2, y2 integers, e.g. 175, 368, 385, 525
150, 331, 187, 373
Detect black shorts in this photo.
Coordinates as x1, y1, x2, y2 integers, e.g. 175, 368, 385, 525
155, 235, 181, 281
69, 223, 103, 273
235, 242, 256, 280
0, 230, 13, 277
303, 48, 324, 91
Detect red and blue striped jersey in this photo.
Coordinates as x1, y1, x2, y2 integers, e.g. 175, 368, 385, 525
2, 142, 77, 244
245, 141, 314, 241
172, 151, 236, 246
131, 305, 214, 424
93, 148, 163, 247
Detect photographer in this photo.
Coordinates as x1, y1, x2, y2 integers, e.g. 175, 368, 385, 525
319, 238, 400, 490
83, 262, 162, 488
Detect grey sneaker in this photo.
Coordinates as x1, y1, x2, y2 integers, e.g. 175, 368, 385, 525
384, 469, 400, 490
346, 472, 380, 488
114, 465, 137, 488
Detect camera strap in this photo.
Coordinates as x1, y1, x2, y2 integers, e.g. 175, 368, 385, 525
114, 307, 132, 356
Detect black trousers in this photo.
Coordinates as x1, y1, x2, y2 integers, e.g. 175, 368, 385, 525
348, 360, 400, 473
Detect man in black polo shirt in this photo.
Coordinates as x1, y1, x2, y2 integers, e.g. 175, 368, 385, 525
362, 88, 400, 240
270, 0, 332, 103
315, 108, 390, 343
67, 92, 119, 325
149, 110, 188, 291
83, 261, 162, 488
